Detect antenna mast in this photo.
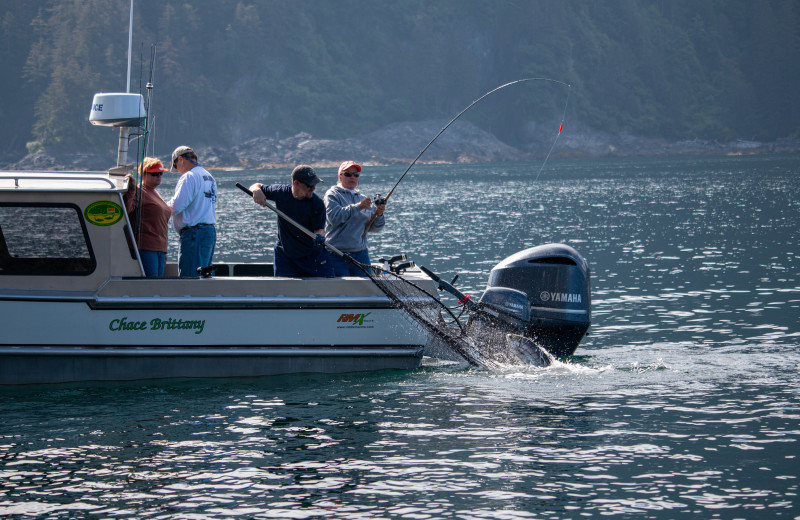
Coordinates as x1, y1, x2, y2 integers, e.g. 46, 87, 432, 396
117, 0, 135, 167
126, 0, 133, 93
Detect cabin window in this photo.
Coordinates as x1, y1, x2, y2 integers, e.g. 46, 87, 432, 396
0, 203, 96, 275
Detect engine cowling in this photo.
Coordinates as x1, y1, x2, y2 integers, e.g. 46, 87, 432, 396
483, 243, 591, 357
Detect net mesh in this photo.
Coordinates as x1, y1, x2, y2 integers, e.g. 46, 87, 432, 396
350, 259, 552, 369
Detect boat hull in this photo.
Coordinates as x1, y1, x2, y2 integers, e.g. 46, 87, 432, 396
0, 346, 422, 385
0, 278, 429, 384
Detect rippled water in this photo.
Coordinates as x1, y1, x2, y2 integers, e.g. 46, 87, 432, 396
1, 155, 799, 518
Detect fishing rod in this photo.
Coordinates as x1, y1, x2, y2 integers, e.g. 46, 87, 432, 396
138, 44, 156, 165
132, 44, 157, 245
362, 77, 572, 236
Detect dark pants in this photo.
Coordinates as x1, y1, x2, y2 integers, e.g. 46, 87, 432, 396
139, 249, 165, 277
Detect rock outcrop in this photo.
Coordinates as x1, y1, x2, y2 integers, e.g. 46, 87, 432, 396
3, 120, 798, 171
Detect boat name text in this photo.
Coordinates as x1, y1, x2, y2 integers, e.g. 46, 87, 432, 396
109, 317, 205, 334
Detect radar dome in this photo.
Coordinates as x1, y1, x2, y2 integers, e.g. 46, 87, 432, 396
89, 93, 146, 127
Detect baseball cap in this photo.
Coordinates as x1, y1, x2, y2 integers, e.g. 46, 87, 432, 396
338, 160, 362, 175
291, 165, 322, 186
171, 146, 194, 169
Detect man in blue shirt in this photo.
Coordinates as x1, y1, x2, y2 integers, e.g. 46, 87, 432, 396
248, 165, 334, 278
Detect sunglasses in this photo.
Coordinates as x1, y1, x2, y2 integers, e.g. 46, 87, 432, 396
342, 171, 360, 178
148, 171, 163, 176
173, 155, 185, 169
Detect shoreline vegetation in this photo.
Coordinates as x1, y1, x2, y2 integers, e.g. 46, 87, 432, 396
5, 119, 799, 172
5, 2, 798, 173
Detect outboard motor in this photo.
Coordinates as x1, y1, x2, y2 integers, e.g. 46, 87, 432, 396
482, 243, 590, 358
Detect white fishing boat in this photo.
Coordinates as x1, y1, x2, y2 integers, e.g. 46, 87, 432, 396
0, 100, 591, 384
0, 166, 590, 384
0, 169, 440, 384
0, 5, 591, 384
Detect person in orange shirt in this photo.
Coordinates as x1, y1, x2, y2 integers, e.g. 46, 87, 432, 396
124, 157, 172, 277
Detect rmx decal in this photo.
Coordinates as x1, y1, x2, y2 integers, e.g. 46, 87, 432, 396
337, 312, 371, 326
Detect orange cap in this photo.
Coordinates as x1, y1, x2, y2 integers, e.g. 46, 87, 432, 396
145, 163, 166, 173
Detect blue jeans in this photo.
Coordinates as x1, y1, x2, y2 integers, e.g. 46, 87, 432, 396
328, 249, 371, 277
139, 249, 165, 277
274, 246, 334, 278
179, 225, 216, 277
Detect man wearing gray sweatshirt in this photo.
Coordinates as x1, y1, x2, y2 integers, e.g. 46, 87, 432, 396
323, 160, 386, 276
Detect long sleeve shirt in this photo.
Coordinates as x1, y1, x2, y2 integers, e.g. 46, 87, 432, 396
323, 185, 385, 252
168, 166, 217, 232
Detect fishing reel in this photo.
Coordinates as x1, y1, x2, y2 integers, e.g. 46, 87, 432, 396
374, 193, 386, 206
379, 253, 415, 275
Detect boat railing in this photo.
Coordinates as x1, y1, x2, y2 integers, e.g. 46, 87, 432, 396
0, 172, 119, 191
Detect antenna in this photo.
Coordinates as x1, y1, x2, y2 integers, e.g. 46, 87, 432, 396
87, 0, 146, 171
126, 0, 133, 93
119, 0, 134, 167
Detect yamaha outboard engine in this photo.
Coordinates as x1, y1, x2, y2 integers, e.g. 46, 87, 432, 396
480, 243, 590, 358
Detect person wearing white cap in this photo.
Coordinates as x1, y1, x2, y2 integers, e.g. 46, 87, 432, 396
168, 145, 217, 277
323, 160, 386, 276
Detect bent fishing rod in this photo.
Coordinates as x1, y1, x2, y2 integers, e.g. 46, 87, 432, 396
362, 77, 572, 236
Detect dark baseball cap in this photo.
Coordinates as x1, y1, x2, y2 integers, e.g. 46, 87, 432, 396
291, 165, 322, 186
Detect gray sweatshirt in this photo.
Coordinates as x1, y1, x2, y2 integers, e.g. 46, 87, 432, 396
323, 185, 385, 252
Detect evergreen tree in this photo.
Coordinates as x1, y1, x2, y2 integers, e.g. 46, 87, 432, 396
0, 0, 797, 162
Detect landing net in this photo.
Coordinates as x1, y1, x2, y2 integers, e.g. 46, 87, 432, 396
350, 260, 552, 369
354, 263, 484, 366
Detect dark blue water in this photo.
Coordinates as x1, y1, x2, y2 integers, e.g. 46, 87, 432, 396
1, 154, 799, 518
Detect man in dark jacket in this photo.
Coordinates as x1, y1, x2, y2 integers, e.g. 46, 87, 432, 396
248, 165, 334, 278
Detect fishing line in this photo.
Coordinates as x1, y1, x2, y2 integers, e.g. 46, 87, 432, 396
534, 86, 570, 182
499, 81, 571, 251
363, 77, 572, 236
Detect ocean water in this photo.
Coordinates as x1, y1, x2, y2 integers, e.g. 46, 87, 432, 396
1, 154, 799, 519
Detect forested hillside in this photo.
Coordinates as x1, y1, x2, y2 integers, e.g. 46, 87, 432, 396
1, 0, 798, 163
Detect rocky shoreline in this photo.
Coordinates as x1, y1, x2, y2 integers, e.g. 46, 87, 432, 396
4, 120, 799, 171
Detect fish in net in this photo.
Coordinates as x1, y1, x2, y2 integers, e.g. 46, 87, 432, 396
351, 259, 553, 369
